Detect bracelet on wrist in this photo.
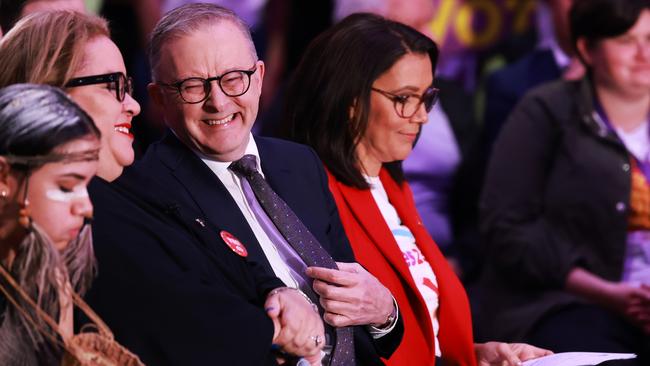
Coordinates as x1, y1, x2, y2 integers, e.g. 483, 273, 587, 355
375, 297, 398, 329
268, 287, 319, 313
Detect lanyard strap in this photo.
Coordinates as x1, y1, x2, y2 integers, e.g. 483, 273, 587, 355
593, 97, 650, 181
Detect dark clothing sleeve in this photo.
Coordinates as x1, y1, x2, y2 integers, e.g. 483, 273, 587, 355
482, 50, 562, 156
85, 179, 281, 366
351, 285, 405, 362
483, 71, 522, 153
309, 146, 356, 263
480, 88, 586, 289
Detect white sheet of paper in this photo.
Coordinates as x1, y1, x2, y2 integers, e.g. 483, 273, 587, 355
522, 352, 636, 366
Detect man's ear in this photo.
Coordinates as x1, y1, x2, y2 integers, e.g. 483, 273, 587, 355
254, 60, 265, 94
575, 38, 593, 66
257, 60, 266, 81
147, 83, 165, 107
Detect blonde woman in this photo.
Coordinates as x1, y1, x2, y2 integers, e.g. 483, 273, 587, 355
0, 10, 141, 183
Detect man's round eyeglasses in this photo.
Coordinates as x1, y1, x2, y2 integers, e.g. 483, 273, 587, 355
371, 86, 440, 118
66, 72, 133, 102
159, 66, 258, 104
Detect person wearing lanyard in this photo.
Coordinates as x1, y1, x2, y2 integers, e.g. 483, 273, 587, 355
479, 0, 650, 362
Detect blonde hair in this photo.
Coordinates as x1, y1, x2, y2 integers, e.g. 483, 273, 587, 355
0, 10, 109, 88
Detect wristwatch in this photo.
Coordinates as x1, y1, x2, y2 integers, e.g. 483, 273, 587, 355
376, 297, 398, 329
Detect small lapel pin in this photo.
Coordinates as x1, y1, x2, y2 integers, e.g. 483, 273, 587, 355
195, 218, 206, 227
220, 230, 248, 257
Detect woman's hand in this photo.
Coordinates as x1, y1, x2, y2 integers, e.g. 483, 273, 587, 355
475, 342, 553, 366
627, 284, 650, 334
265, 287, 324, 362
602, 282, 650, 330
566, 267, 650, 330
306, 262, 394, 327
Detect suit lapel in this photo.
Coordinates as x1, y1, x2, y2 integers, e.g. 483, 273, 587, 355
256, 138, 320, 237
154, 134, 272, 269
255, 138, 293, 202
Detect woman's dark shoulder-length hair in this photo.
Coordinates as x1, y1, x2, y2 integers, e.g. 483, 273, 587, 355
570, 0, 650, 64
282, 12, 438, 189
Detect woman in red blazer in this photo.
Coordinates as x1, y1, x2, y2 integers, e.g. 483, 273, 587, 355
283, 13, 551, 366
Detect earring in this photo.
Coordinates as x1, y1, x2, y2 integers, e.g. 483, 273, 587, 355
0, 189, 7, 199
18, 199, 30, 228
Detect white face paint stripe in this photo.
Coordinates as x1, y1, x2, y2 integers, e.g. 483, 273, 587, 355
45, 187, 89, 203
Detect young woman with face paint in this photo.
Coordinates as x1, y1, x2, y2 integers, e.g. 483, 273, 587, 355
0, 84, 100, 364
0, 84, 144, 366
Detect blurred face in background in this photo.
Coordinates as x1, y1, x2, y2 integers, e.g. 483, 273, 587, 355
547, 0, 573, 53
580, 10, 650, 98
386, 0, 435, 38
0, 0, 86, 39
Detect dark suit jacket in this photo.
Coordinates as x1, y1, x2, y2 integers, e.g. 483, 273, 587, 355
85, 176, 286, 365
108, 132, 403, 365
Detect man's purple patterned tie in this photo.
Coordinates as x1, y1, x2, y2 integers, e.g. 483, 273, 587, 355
230, 154, 355, 366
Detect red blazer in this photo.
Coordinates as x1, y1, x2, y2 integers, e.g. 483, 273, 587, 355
327, 168, 477, 366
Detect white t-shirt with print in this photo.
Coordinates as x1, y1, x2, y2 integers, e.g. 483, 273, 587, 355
366, 175, 441, 356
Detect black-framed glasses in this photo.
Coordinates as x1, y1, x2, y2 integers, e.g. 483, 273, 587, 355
159, 65, 257, 104
66, 72, 133, 102
371, 86, 440, 118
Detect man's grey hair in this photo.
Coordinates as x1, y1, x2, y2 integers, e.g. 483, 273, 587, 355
148, 3, 258, 82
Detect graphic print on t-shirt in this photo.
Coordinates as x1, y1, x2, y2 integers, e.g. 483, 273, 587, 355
366, 175, 441, 356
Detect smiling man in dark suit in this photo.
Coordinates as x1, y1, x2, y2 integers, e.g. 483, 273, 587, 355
88, 3, 402, 366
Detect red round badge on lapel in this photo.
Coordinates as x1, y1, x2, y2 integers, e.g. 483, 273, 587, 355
220, 231, 248, 257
